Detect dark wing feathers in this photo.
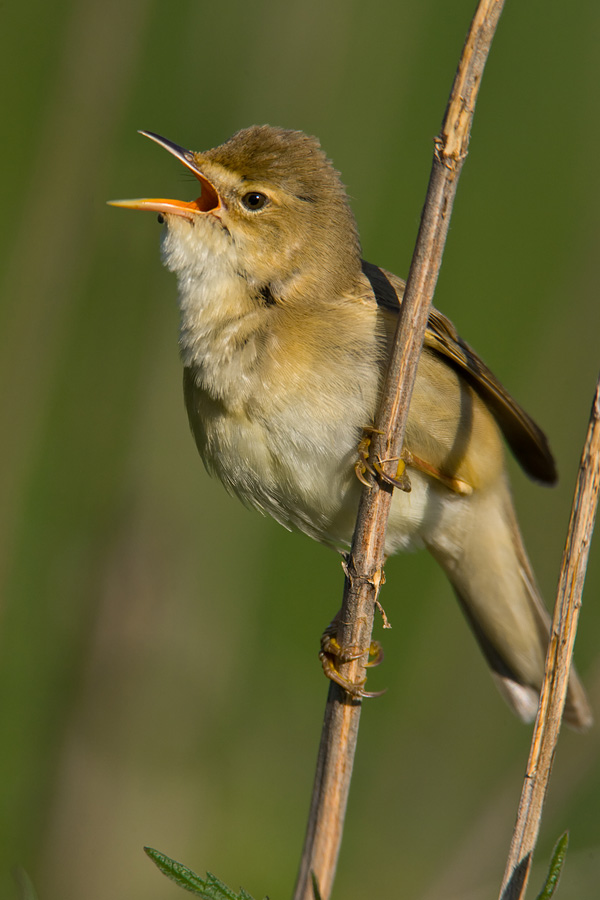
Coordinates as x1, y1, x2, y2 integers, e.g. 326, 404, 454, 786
361, 260, 557, 485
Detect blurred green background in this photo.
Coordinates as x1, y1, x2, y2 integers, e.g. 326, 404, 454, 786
1, 0, 599, 898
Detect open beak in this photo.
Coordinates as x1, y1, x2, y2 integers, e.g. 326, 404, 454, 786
108, 131, 220, 220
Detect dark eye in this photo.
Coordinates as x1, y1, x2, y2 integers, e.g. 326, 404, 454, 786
242, 191, 268, 211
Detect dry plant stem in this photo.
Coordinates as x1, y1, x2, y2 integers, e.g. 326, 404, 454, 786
499, 372, 600, 900
293, 3, 506, 899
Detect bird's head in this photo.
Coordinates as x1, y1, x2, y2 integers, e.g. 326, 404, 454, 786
109, 126, 362, 302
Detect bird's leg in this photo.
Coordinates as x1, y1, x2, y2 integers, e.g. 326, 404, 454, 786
401, 448, 473, 496
359, 431, 473, 496
319, 610, 385, 699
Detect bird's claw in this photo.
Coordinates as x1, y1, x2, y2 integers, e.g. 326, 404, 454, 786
319, 625, 386, 698
319, 652, 386, 698
354, 429, 381, 487
372, 457, 412, 492
354, 428, 411, 493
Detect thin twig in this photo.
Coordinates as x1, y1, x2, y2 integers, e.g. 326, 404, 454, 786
499, 372, 600, 900
293, 3, 506, 898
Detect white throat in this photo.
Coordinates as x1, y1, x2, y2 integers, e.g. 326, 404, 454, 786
160, 217, 268, 404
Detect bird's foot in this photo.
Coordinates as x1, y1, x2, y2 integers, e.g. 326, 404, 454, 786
354, 427, 383, 487
319, 617, 385, 699
372, 456, 411, 492
354, 426, 412, 492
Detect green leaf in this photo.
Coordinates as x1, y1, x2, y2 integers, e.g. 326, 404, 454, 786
534, 832, 569, 900
144, 847, 260, 900
311, 871, 323, 900
13, 868, 39, 900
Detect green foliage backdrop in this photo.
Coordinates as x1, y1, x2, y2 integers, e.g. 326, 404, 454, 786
1, 1, 598, 898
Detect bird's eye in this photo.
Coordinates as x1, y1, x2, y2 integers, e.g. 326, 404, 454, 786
241, 191, 268, 211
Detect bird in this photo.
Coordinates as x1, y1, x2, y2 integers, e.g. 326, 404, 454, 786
109, 125, 591, 730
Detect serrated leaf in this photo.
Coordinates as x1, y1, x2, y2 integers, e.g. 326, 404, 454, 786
534, 832, 569, 900
13, 868, 39, 900
144, 847, 259, 900
237, 890, 257, 900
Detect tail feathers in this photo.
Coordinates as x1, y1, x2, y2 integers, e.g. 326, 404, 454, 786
502, 496, 592, 732
427, 478, 592, 731
491, 671, 592, 732
490, 674, 540, 724
460, 582, 592, 731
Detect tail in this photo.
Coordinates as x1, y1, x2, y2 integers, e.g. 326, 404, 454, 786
426, 475, 592, 731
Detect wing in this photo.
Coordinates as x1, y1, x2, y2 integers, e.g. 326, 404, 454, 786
361, 260, 557, 485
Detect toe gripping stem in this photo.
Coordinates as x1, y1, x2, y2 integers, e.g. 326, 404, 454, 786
355, 427, 412, 493
319, 613, 386, 699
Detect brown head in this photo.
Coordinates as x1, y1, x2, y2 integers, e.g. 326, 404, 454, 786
109, 125, 362, 302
